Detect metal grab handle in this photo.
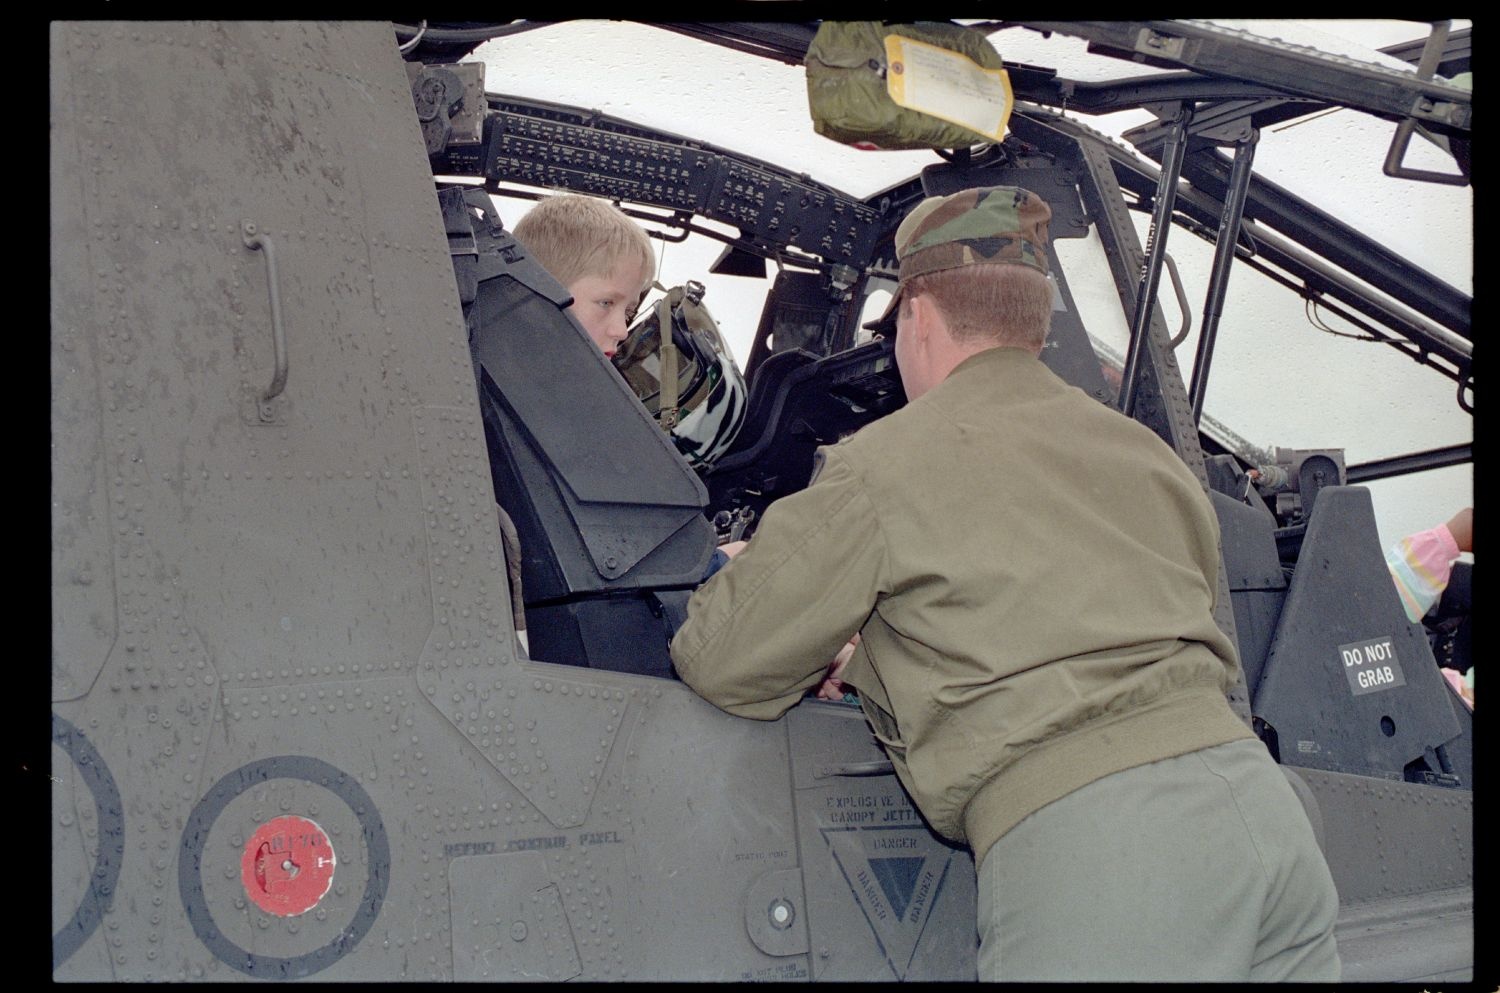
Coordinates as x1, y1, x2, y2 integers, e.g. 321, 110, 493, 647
1163, 252, 1192, 348
813, 760, 895, 779
241, 221, 288, 404
1382, 20, 1467, 187
1120, 101, 1193, 417
1384, 117, 1468, 187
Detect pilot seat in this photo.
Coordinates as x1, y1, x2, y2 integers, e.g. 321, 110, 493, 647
442, 186, 716, 678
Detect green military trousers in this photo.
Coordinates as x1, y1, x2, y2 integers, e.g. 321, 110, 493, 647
976, 737, 1341, 981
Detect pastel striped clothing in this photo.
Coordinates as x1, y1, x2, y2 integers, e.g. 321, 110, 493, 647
1385, 524, 1460, 624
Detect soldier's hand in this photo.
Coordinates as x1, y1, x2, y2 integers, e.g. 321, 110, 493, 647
817, 634, 860, 701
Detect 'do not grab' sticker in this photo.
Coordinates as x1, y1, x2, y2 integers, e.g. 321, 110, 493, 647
240, 815, 336, 917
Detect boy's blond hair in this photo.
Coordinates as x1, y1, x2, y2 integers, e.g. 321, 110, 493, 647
513, 193, 655, 291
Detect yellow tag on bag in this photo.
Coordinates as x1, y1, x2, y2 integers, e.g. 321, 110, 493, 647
883, 34, 1013, 144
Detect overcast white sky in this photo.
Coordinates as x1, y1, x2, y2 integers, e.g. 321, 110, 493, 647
473, 20, 1472, 551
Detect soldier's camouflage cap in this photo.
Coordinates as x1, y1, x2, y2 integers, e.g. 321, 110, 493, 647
864, 185, 1051, 335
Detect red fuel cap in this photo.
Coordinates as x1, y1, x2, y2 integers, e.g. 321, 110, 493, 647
240, 815, 337, 917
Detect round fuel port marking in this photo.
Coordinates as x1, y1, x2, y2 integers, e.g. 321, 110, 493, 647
240, 815, 336, 916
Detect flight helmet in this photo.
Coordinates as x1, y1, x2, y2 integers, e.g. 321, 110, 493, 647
613, 280, 748, 469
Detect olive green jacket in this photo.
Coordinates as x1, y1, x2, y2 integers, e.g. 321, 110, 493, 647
670, 346, 1252, 864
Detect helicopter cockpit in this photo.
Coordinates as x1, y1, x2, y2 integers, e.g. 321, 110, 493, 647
415, 20, 1472, 794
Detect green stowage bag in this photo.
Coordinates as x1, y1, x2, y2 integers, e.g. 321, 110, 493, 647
806, 21, 1013, 150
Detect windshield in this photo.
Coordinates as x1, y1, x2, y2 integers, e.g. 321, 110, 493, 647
472, 19, 1471, 549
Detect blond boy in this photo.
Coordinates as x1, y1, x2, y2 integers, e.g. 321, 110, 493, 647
513, 194, 655, 358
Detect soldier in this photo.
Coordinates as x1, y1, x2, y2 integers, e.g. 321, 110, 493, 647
670, 186, 1341, 981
